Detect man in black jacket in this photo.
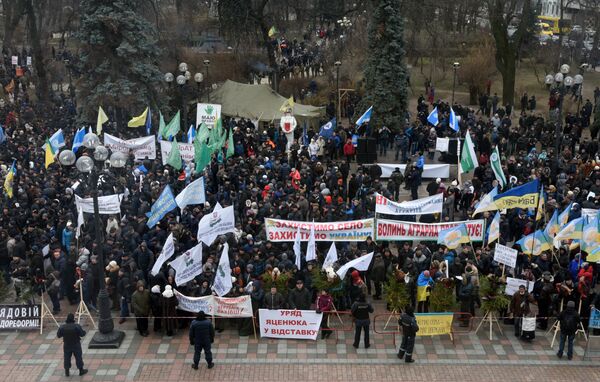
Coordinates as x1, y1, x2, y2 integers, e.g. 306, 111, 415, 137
557, 300, 581, 360
189, 311, 215, 369
288, 280, 311, 310
57, 313, 87, 377
398, 305, 419, 363
351, 293, 374, 348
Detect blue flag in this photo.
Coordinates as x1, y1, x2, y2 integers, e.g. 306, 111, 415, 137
145, 108, 152, 135
49, 129, 66, 151
146, 185, 177, 228
355, 106, 372, 126
187, 124, 196, 144
427, 107, 439, 126
493, 179, 539, 210
0, 124, 5, 144
319, 118, 336, 139
72, 127, 85, 153
449, 107, 458, 132
136, 164, 148, 174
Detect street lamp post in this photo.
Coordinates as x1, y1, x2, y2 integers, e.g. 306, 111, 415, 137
204, 59, 211, 103
334, 61, 341, 125
452, 62, 460, 105
58, 135, 128, 348
545, 64, 574, 178
194, 72, 204, 103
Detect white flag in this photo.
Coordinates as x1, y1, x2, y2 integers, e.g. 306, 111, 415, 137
305, 221, 317, 262
170, 243, 203, 286
293, 226, 302, 270
336, 252, 374, 280
175, 177, 206, 209
196, 204, 235, 246
212, 243, 232, 297
75, 206, 84, 239
151, 233, 175, 276
322, 243, 338, 268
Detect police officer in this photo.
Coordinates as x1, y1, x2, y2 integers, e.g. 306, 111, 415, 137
397, 305, 419, 363
189, 311, 215, 370
351, 293, 374, 348
57, 313, 88, 377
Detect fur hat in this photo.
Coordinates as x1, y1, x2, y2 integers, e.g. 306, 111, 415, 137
162, 286, 174, 298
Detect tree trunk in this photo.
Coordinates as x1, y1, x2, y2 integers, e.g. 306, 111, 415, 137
3, 1, 25, 49
24, 0, 49, 104
500, 52, 516, 107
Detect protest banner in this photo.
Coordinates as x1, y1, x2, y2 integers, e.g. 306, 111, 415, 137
174, 292, 253, 318
493, 243, 518, 268
174, 291, 213, 314
377, 163, 450, 179
196, 103, 222, 129
582, 208, 598, 221
258, 309, 323, 340
376, 219, 485, 242
415, 313, 453, 338
197, 205, 235, 246
212, 296, 253, 318
375, 193, 443, 215
170, 243, 203, 286
0, 304, 40, 330
264, 218, 374, 242
159, 140, 195, 164
104, 133, 156, 160
504, 277, 534, 296
75, 194, 123, 215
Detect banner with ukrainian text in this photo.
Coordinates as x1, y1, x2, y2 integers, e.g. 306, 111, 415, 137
376, 219, 485, 242
174, 291, 253, 318
258, 309, 323, 340
375, 193, 443, 215
415, 313, 453, 337
264, 218, 374, 242
104, 133, 156, 160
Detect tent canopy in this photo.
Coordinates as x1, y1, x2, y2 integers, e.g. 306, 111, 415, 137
211, 80, 325, 123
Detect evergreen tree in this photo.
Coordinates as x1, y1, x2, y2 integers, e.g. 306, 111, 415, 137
361, 0, 408, 132
76, 0, 165, 124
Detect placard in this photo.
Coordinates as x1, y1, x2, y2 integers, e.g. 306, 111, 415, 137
104, 134, 156, 160
493, 243, 518, 268
590, 308, 600, 329
0, 304, 40, 330
415, 313, 453, 337
159, 140, 195, 164
196, 103, 222, 129
258, 309, 323, 340
11, 56, 18, 65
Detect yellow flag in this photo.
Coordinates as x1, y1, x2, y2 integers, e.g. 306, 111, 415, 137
3, 161, 15, 198
97, 106, 109, 135
268, 26, 277, 38
127, 107, 148, 128
44, 139, 56, 169
279, 96, 294, 112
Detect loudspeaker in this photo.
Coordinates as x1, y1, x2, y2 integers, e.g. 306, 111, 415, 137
356, 138, 377, 164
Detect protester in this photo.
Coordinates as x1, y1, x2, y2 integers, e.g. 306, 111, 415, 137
557, 300, 581, 360
131, 280, 151, 336
57, 313, 88, 377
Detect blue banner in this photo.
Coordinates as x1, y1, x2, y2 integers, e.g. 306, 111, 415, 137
146, 185, 177, 228
590, 308, 600, 329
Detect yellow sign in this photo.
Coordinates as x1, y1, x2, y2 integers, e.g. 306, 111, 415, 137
415, 313, 453, 337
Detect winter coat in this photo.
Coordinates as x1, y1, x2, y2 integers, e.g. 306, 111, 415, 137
131, 289, 151, 316
288, 287, 312, 310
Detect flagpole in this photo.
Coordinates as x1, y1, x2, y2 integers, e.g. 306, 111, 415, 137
457, 137, 462, 185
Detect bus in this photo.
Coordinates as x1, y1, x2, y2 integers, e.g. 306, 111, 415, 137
537, 15, 571, 34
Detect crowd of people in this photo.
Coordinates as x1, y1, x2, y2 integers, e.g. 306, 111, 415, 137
0, 58, 599, 367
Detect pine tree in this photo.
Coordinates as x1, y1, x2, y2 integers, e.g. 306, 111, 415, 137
76, 0, 165, 124
361, 0, 408, 132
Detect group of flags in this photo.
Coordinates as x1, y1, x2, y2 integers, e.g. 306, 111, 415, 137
427, 106, 458, 132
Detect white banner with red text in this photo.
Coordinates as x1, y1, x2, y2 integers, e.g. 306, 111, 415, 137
159, 141, 195, 164
264, 218, 374, 242
258, 309, 323, 340
174, 291, 253, 318
375, 219, 485, 242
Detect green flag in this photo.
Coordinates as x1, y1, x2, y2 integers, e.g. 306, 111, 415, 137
194, 134, 212, 174
490, 146, 507, 188
164, 111, 181, 139
226, 130, 234, 158
460, 130, 478, 174
158, 112, 166, 138
197, 122, 210, 143
167, 139, 182, 170
208, 118, 226, 153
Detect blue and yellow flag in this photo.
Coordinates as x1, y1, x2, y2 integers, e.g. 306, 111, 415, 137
437, 224, 470, 249
553, 217, 584, 248
544, 210, 560, 238
493, 179, 539, 210
581, 215, 600, 253
516, 230, 552, 256
487, 211, 501, 244
536, 185, 545, 221
588, 247, 600, 263
558, 202, 572, 227
3, 160, 16, 198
